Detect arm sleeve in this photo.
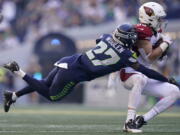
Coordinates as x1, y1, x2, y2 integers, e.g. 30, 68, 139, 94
135, 64, 168, 82
96, 34, 111, 44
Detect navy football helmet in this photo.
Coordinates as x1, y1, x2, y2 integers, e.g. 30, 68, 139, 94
113, 24, 138, 48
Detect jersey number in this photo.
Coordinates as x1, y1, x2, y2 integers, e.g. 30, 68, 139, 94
86, 41, 120, 66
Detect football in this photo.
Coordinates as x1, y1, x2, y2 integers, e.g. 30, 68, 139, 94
153, 38, 169, 59
153, 38, 164, 49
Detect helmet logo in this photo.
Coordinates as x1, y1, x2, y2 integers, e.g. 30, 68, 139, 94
144, 6, 154, 16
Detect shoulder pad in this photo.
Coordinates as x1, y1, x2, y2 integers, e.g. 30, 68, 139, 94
96, 34, 112, 44
135, 24, 153, 41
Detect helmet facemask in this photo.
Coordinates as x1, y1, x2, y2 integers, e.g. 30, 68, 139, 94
156, 16, 168, 31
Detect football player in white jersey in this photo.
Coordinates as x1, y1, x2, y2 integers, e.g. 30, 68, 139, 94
108, 2, 180, 133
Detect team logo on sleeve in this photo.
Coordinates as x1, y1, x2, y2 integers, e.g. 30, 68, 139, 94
144, 6, 154, 16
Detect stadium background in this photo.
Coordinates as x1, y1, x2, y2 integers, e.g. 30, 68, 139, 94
0, 0, 180, 134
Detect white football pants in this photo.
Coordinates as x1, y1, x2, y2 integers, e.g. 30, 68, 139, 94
123, 73, 180, 115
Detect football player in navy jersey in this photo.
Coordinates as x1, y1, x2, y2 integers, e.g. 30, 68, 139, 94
3, 24, 174, 113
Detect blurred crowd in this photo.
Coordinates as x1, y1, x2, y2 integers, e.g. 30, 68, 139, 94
0, 0, 179, 45
0, 0, 139, 44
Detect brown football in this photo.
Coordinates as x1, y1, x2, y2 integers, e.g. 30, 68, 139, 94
153, 38, 163, 49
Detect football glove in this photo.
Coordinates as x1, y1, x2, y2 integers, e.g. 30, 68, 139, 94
168, 77, 180, 88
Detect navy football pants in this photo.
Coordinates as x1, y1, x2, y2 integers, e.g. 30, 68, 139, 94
17, 67, 79, 101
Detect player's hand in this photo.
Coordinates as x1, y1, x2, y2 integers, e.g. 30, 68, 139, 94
161, 34, 173, 45
107, 76, 116, 89
158, 34, 172, 59
168, 77, 180, 87
107, 72, 119, 89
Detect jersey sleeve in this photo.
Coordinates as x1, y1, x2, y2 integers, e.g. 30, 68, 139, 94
135, 24, 153, 41
96, 34, 112, 44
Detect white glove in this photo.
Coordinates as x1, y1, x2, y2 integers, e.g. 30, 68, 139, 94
161, 34, 173, 45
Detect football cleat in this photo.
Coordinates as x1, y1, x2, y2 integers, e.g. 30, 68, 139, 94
123, 119, 142, 133
3, 91, 16, 112
3, 61, 20, 73
135, 115, 147, 129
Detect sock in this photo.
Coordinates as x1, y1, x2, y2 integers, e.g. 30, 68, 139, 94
143, 107, 158, 121
126, 109, 136, 122
14, 69, 26, 78
12, 92, 18, 101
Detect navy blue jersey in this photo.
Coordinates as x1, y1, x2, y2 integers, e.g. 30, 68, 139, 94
55, 34, 137, 81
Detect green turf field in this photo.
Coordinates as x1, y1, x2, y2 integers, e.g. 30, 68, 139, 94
0, 104, 179, 135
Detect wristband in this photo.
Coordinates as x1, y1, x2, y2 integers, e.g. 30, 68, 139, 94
159, 42, 169, 52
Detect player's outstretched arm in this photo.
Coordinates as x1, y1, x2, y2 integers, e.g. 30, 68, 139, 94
131, 62, 169, 82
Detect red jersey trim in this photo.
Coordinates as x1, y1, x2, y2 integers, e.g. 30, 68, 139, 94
120, 69, 135, 82
135, 23, 153, 41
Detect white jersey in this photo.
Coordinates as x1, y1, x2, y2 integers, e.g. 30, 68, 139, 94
123, 24, 162, 74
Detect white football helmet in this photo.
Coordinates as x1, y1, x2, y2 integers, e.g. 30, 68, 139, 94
139, 2, 166, 31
